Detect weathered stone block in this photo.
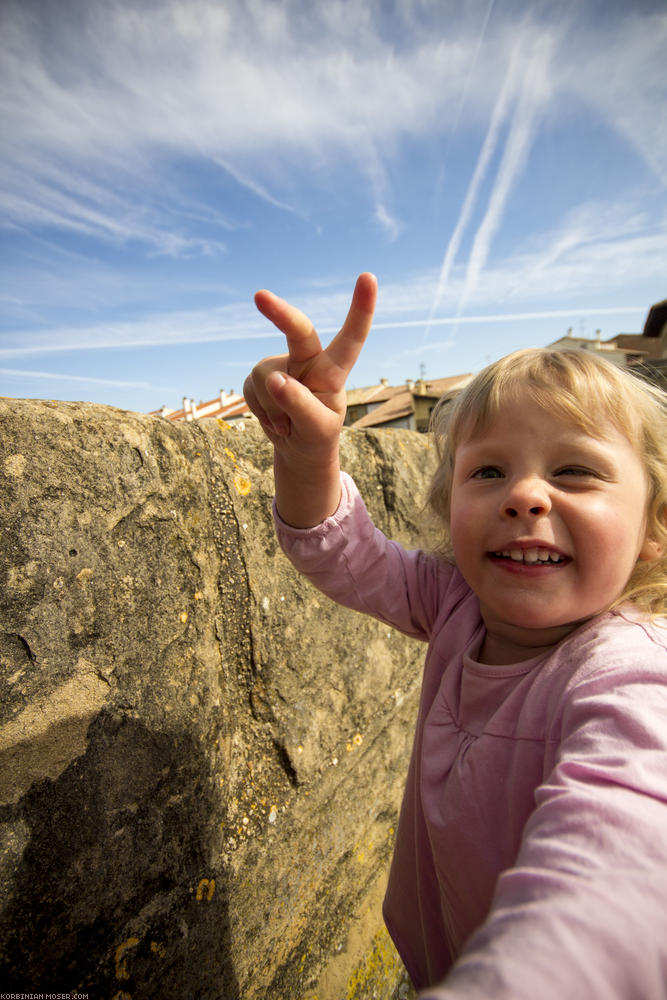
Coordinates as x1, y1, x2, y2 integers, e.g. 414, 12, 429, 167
0, 400, 434, 999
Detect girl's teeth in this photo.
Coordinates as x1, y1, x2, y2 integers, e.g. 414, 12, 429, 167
498, 549, 562, 564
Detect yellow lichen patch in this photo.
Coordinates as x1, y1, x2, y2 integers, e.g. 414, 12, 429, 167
179, 611, 188, 624
222, 444, 252, 495
345, 927, 404, 1000
196, 877, 216, 902
217, 419, 232, 431
114, 937, 140, 980
233, 473, 251, 496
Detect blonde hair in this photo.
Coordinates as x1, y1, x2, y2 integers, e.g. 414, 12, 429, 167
428, 348, 667, 617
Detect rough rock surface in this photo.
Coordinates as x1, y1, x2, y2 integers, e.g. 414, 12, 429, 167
0, 399, 438, 999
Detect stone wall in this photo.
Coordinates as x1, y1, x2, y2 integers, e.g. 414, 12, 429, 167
0, 399, 437, 999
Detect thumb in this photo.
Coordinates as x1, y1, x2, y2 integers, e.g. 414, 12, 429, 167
265, 371, 340, 441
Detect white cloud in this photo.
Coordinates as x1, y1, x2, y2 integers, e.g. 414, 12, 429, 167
0, 305, 284, 359
3, 199, 662, 359
0, 0, 495, 248
0, 0, 665, 306
0, 367, 176, 392
556, 8, 667, 186
375, 203, 402, 241
379, 199, 667, 321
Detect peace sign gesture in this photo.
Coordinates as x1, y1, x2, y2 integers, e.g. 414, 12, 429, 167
244, 273, 377, 527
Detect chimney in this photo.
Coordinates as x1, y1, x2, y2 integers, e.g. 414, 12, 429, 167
183, 397, 197, 421
380, 377, 389, 387
406, 379, 415, 391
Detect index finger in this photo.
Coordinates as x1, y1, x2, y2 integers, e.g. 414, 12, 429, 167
254, 289, 323, 368
324, 272, 377, 377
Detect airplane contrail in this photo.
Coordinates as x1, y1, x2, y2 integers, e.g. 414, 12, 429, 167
368, 304, 642, 332
456, 34, 553, 320
424, 42, 521, 337
435, 0, 498, 194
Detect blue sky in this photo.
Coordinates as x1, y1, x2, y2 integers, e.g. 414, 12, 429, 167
1, 0, 666, 414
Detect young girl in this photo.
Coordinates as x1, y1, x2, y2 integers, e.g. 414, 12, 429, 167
244, 273, 667, 999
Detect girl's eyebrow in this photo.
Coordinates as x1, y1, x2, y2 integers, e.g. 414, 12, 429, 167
458, 432, 624, 472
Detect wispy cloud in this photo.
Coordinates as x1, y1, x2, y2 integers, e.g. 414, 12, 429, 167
2, 0, 664, 264
558, 8, 667, 186
212, 157, 307, 219
1, 0, 665, 395
375, 203, 401, 242
0, 308, 284, 359
0, 367, 177, 392
4, 202, 660, 361
378, 200, 667, 322
0, 0, 491, 252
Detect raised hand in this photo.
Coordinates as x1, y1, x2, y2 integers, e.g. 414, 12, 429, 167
244, 272, 377, 526
244, 272, 377, 452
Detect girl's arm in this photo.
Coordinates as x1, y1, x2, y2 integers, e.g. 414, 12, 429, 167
243, 273, 377, 528
420, 645, 667, 1000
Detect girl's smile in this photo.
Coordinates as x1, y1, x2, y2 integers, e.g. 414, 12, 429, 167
449, 395, 657, 665
488, 545, 569, 570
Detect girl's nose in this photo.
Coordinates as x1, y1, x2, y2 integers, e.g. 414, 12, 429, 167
502, 477, 551, 518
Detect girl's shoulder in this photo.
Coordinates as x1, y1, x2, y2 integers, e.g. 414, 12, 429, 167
542, 608, 667, 705
583, 607, 667, 656
560, 608, 667, 672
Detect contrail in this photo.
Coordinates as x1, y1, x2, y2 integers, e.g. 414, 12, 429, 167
366, 305, 642, 333
456, 34, 552, 319
435, 0, 498, 193
424, 42, 521, 337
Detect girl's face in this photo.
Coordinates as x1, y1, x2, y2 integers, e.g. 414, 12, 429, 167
449, 394, 657, 665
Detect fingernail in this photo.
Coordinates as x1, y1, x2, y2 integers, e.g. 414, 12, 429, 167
268, 372, 286, 393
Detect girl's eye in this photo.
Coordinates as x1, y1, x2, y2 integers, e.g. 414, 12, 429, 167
472, 466, 503, 480
556, 466, 594, 477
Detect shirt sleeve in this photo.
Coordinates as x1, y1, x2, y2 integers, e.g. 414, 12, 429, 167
419, 636, 667, 999
274, 471, 457, 642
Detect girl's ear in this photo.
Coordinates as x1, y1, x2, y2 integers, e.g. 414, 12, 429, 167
638, 535, 664, 562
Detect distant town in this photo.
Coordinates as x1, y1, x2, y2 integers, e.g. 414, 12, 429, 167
149, 299, 667, 432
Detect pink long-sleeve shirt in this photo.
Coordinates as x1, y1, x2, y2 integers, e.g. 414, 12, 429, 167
274, 473, 667, 999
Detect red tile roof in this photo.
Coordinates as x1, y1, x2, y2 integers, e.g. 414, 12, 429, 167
149, 394, 251, 422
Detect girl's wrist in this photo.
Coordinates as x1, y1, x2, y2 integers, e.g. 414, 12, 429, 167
273, 450, 341, 528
